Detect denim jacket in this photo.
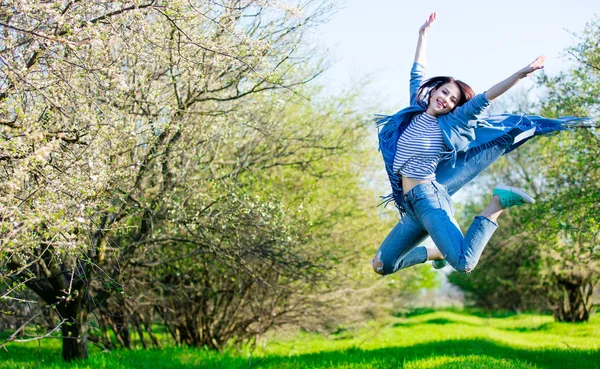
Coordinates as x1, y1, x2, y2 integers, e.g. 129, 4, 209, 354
377, 62, 583, 215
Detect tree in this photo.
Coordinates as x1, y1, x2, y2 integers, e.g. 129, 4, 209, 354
531, 16, 600, 321
1, 0, 339, 360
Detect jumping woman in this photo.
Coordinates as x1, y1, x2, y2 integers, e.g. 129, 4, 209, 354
371, 13, 576, 276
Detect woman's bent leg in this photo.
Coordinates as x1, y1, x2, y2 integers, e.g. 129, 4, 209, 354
458, 215, 498, 271
408, 182, 498, 273
372, 212, 428, 275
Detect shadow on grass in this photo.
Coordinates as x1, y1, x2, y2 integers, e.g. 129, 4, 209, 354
393, 317, 474, 328
398, 308, 521, 320
240, 338, 600, 369
393, 311, 558, 332
462, 309, 521, 319
397, 307, 437, 318
501, 322, 555, 333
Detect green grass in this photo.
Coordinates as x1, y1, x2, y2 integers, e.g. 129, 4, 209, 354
1, 310, 599, 368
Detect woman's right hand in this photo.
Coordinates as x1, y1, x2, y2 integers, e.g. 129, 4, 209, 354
419, 12, 437, 36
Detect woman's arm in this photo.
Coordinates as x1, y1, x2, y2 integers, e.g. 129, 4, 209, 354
449, 56, 546, 121
410, 13, 436, 105
414, 12, 436, 65
484, 56, 545, 101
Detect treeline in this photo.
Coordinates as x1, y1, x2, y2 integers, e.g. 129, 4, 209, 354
0, 0, 434, 362
449, 17, 600, 321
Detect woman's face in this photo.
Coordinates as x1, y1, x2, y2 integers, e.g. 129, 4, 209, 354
427, 82, 462, 116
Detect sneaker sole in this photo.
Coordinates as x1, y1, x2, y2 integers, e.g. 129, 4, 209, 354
494, 185, 536, 204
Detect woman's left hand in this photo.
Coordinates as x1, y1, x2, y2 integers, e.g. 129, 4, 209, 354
517, 56, 545, 78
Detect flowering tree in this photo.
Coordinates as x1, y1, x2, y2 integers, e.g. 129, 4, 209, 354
0, 0, 341, 360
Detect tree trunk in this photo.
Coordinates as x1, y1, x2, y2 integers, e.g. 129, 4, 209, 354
550, 278, 596, 322
112, 309, 132, 349
58, 297, 89, 361
20, 264, 91, 361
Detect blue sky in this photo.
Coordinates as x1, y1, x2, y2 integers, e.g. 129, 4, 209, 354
314, 0, 599, 110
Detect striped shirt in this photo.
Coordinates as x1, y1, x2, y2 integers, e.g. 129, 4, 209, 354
393, 113, 446, 180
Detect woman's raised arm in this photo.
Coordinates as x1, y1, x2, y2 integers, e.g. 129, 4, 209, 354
449, 56, 546, 122
484, 56, 546, 101
410, 13, 436, 105
414, 12, 436, 65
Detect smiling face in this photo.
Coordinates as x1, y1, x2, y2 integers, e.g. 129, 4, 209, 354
425, 82, 462, 116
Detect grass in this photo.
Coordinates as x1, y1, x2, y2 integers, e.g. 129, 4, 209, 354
1, 310, 599, 368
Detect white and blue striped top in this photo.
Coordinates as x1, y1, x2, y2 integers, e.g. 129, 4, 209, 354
393, 113, 446, 180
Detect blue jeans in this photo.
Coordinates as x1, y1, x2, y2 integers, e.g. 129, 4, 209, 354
372, 181, 498, 275
372, 144, 508, 275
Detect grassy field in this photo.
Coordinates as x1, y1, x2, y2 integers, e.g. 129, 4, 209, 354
1, 309, 599, 368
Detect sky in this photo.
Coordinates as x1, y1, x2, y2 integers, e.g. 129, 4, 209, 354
313, 0, 600, 111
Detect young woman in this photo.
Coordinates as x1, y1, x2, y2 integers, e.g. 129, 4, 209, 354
371, 13, 570, 275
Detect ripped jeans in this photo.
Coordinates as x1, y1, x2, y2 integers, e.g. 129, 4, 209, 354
372, 181, 498, 275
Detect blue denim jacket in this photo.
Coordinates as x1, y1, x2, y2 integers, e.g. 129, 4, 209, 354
377, 62, 583, 215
